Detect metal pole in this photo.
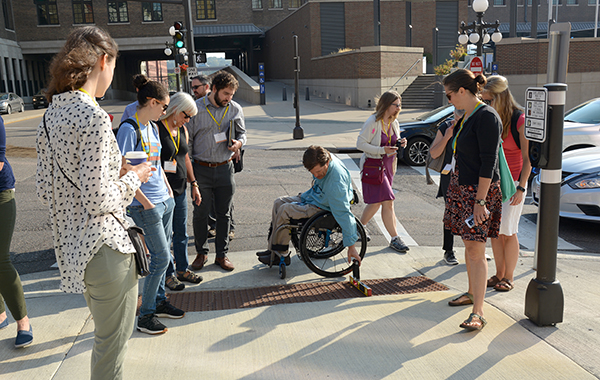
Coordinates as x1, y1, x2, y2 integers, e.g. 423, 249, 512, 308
476, 12, 483, 57
525, 84, 567, 326
596, 0, 599, 38
183, 0, 195, 78
293, 35, 303, 140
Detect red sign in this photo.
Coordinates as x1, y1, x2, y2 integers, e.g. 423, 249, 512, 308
469, 56, 483, 74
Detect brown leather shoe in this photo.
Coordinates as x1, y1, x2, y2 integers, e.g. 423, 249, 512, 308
215, 256, 234, 271
190, 254, 208, 270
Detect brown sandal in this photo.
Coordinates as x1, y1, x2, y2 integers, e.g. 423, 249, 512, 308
460, 313, 487, 331
494, 278, 514, 292
487, 275, 501, 288
177, 270, 204, 284
448, 293, 473, 306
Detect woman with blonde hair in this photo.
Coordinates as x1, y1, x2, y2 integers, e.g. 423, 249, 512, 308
481, 75, 531, 292
356, 91, 409, 252
157, 92, 202, 290
36, 26, 153, 379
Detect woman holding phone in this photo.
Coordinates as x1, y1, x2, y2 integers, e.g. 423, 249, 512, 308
356, 91, 409, 253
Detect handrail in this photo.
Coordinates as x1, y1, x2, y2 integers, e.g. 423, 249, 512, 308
388, 58, 422, 91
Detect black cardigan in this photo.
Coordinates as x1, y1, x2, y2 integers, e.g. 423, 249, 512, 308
453, 104, 502, 186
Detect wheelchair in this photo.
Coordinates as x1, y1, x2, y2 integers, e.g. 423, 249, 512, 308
264, 191, 368, 279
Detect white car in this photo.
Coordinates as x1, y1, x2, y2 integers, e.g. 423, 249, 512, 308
532, 147, 600, 222
563, 98, 600, 152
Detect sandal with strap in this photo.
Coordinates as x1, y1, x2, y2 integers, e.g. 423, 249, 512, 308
165, 275, 185, 291
487, 275, 501, 288
177, 270, 204, 284
460, 313, 487, 331
448, 292, 473, 306
494, 278, 514, 292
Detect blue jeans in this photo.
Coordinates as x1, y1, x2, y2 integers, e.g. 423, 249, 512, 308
166, 190, 189, 276
128, 197, 175, 317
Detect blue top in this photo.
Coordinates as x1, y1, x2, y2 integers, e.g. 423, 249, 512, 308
116, 118, 170, 206
300, 155, 358, 247
0, 116, 15, 191
121, 101, 139, 123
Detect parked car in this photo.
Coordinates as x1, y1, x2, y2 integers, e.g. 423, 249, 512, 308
0, 92, 25, 114
33, 89, 49, 109
562, 97, 600, 152
397, 104, 455, 166
532, 147, 600, 222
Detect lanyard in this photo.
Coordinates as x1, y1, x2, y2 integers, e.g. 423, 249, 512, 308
452, 102, 483, 154
164, 120, 179, 158
204, 97, 229, 129
382, 120, 393, 145
134, 112, 152, 156
78, 88, 98, 107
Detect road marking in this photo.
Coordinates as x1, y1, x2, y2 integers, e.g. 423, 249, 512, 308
412, 165, 582, 251
336, 153, 418, 246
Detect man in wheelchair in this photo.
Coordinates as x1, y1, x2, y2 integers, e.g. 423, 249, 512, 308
256, 145, 362, 266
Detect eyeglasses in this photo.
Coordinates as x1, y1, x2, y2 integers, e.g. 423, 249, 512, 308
182, 110, 191, 120
155, 99, 169, 111
445, 91, 454, 101
481, 98, 493, 105
191, 85, 201, 90
391, 103, 401, 108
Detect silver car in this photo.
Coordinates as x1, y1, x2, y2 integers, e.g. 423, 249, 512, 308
0, 92, 25, 114
563, 98, 600, 152
532, 147, 600, 222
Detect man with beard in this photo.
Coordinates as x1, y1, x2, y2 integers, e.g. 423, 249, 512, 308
186, 71, 246, 271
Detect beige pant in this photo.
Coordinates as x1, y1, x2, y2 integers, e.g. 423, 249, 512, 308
83, 244, 138, 380
269, 195, 320, 254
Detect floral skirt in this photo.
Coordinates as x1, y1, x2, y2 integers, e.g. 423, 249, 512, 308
443, 164, 502, 242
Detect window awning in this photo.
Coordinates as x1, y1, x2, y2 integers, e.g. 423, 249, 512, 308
193, 24, 265, 37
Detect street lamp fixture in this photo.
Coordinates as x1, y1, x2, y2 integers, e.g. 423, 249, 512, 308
458, 0, 502, 57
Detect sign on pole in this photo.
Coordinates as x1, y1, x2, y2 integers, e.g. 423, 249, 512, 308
469, 56, 483, 75
174, 67, 181, 74
187, 66, 198, 80
524, 87, 548, 143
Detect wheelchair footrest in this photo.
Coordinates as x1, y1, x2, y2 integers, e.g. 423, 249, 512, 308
349, 275, 372, 297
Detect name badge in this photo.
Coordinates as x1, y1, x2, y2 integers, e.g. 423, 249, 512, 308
441, 163, 452, 175
214, 131, 227, 143
164, 160, 177, 173
450, 156, 456, 173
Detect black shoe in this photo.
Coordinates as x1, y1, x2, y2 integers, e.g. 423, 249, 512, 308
258, 253, 291, 266
256, 249, 271, 257
208, 228, 216, 237
155, 301, 185, 319
137, 314, 167, 335
444, 250, 459, 266
258, 254, 272, 265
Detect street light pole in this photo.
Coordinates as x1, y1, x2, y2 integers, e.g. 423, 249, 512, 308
457, 0, 502, 63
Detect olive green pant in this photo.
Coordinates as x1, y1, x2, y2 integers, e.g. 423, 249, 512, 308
83, 244, 138, 380
0, 189, 27, 321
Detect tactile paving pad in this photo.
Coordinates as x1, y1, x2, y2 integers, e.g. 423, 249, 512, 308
165, 276, 449, 312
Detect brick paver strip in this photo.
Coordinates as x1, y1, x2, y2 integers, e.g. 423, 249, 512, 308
166, 276, 449, 312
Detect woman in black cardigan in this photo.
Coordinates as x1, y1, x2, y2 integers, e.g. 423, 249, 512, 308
442, 69, 503, 331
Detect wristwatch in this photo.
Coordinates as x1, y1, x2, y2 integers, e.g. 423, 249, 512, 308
191, 180, 199, 188
475, 199, 487, 206
516, 185, 526, 193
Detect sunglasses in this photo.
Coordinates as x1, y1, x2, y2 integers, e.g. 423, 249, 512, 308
481, 98, 493, 105
182, 110, 191, 120
445, 91, 453, 101
155, 99, 169, 111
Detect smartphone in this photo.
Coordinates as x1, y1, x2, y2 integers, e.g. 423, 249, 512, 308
465, 214, 475, 228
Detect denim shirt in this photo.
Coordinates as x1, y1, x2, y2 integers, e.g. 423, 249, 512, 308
300, 156, 358, 247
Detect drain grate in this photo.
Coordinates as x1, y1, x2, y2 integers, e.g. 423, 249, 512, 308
165, 276, 448, 312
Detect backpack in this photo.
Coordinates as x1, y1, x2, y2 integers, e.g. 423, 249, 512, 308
510, 110, 523, 150
113, 118, 142, 149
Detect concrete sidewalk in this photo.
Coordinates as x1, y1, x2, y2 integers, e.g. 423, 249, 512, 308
1, 246, 598, 379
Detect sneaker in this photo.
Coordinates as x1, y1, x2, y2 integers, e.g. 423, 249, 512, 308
229, 230, 235, 240
155, 300, 185, 319
444, 250, 459, 266
165, 275, 185, 291
14, 325, 33, 348
208, 228, 216, 237
137, 314, 167, 335
389, 237, 409, 253
485, 253, 492, 261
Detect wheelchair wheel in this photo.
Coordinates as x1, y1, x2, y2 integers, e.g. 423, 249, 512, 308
299, 211, 367, 278
279, 261, 286, 279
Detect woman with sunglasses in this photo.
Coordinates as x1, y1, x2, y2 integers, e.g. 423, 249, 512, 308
356, 91, 409, 253
481, 76, 530, 293
116, 74, 185, 335
442, 69, 503, 331
156, 92, 203, 291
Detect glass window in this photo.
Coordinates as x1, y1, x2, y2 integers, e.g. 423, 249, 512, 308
142, 2, 162, 22
289, 0, 302, 8
108, 1, 128, 23
2, 0, 13, 30
493, 0, 506, 5
269, 0, 282, 8
196, 0, 216, 19
589, 0, 596, 4
552, 0, 562, 4
566, 0, 577, 4
36, 0, 59, 25
73, 0, 94, 24
252, 0, 262, 9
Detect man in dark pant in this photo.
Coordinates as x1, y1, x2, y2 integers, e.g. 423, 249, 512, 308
186, 71, 246, 271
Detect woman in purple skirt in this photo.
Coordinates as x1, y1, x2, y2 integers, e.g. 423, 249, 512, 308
356, 91, 408, 252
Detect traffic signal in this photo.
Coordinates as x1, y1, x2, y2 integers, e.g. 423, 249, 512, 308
173, 21, 184, 49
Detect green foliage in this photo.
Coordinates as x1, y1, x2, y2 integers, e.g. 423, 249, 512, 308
434, 45, 468, 75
